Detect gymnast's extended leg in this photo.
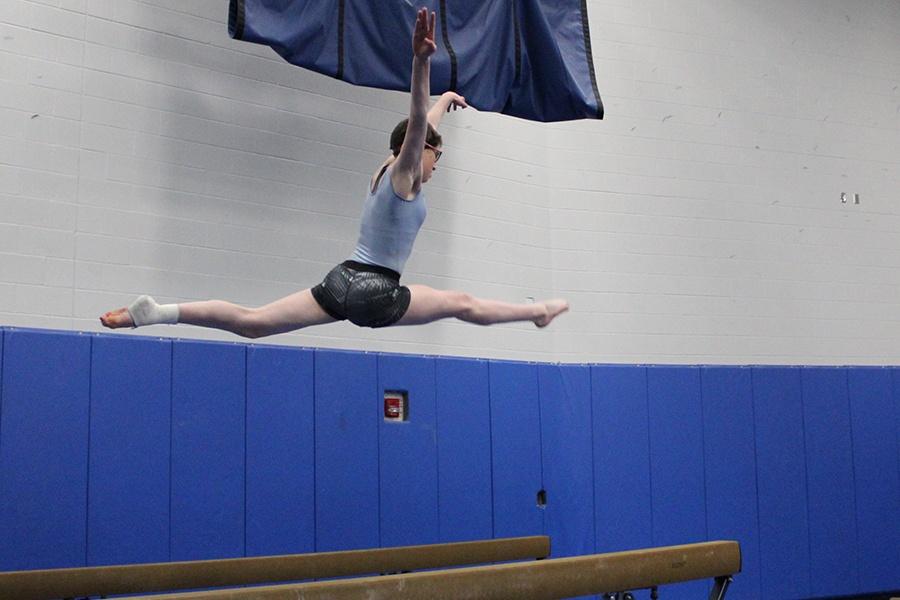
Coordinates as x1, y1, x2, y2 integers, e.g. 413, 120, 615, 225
100, 289, 336, 338
395, 285, 568, 327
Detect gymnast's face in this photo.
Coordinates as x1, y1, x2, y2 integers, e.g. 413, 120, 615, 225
422, 142, 442, 183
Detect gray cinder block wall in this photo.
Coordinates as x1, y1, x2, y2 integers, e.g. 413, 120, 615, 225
1, 0, 898, 364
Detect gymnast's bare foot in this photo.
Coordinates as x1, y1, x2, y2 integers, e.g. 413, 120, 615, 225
100, 307, 133, 329
534, 299, 569, 328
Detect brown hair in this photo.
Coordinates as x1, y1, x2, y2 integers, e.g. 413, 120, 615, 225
390, 119, 443, 156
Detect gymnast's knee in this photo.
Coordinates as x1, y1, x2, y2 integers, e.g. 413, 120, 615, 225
236, 309, 274, 339
455, 292, 486, 324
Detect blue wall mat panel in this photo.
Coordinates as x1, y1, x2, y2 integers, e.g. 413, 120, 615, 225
895, 369, 900, 559
591, 366, 652, 555
246, 345, 315, 557
0, 330, 91, 570
700, 367, 760, 600
170, 341, 246, 561
0, 329, 3, 509
752, 367, 810, 599
801, 368, 859, 597
646, 366, 707, 600
490, 360, 544, 539
0, 329, 2, 469
88, 336, 171, 566
435, 357, 492, 543
896, 370, 900, 491
378, 353, 439, 548
896, 369, 900, 478
539, 364, 595, 560
847, 368, 900, 593
314, 349, 379, 552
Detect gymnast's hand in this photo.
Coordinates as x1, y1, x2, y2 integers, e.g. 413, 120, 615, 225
442, 91, 468, 111
412, 7, 436, 59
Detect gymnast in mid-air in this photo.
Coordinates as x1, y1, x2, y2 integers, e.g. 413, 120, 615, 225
101, 8, 568, 336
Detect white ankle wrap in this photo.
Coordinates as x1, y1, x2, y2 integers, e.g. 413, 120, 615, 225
128, 295, 179, 327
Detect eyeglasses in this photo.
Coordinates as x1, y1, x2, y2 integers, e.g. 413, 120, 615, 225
424, 141, 443, 162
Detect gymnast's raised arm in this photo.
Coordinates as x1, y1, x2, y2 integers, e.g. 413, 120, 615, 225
391, 8, 436, 200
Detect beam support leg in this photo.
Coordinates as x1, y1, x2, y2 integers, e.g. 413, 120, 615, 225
708, 575, 733, 600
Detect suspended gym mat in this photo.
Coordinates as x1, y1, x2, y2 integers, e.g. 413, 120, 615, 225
228, 0, 603, 122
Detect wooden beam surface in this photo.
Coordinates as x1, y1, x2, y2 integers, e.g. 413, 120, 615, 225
116, 540, 742, 600
0, 536, 550, 600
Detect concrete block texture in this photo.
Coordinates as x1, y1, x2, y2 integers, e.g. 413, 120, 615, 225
1, 0, 898, 363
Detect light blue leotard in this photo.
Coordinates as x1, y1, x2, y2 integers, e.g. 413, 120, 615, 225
350, 166, 427, 275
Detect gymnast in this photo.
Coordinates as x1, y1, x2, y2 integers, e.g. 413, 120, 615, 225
101, 8, 568, 337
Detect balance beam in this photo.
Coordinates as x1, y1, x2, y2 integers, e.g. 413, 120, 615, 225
0, 536, 549, 600
115, 540, 741, 600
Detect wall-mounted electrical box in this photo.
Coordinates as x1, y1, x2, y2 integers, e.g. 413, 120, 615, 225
384, 390, 409, 422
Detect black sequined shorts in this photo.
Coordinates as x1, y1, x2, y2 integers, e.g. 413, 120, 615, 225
311, 260, 411, 328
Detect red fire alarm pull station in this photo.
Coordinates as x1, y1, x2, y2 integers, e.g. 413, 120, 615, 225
384, 390, 409, 422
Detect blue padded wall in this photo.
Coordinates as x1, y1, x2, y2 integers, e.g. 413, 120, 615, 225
246, 345, 315, 556
0, 328, 3, 547
88, 336, 172, 566
0, 330, 91, 570
4, 325, 900, 600
752, 367, 810, 599
646, 366, 707, 599
435, 357, 492, 543
314, 349, 379, 552
700, 367, 760, 600
895, 369, 900, 589
591, 365, 652, 554
892, 368, 900, 590
490, 360, 543, 539
802, 368, 859, 598
848, 368, 900, 593
896, 370, 900, 469
170, 341, 246, 560
378, 353, 439, 548
539, 364, 595, 560
0, 329, 2, 506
